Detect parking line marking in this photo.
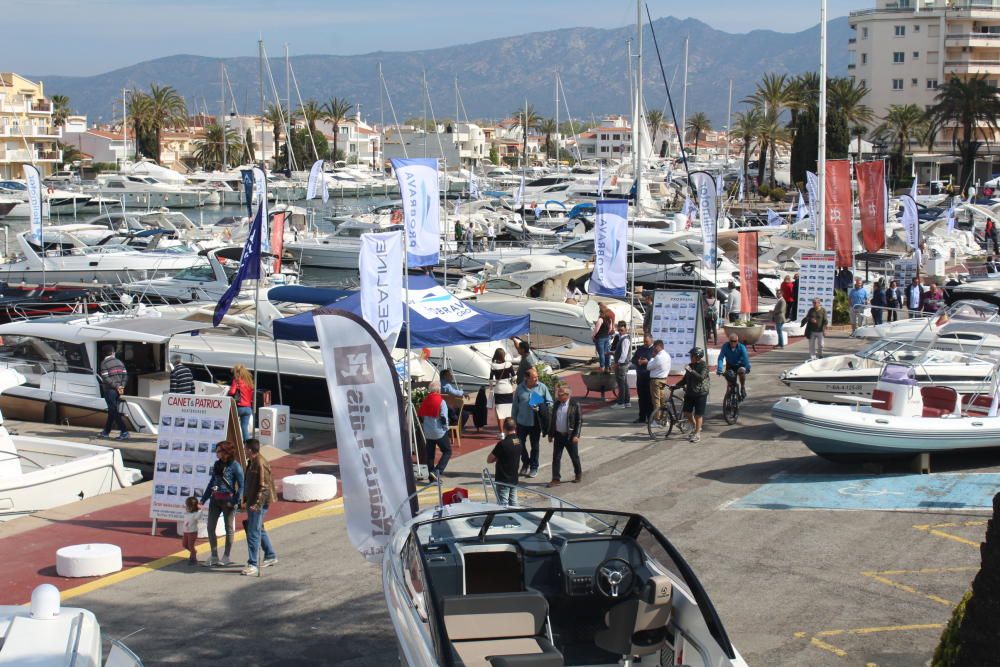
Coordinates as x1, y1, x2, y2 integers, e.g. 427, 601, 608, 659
798, 623, 945, 658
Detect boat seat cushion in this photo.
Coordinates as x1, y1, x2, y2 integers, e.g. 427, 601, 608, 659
962, 394, 993, 416
921, 386, 959, 418
871, 389, 893, 413
451, 637, 562, 667
443, 592, 548, 640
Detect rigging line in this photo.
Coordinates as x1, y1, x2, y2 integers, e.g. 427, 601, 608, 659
288, 61, 319, 162
222, 66, 251, 160
260, 43, 297, 172
645, 2, 691, 192
558, 75, 583, 163
424, 73, 449, 162
380, 63, 408, 159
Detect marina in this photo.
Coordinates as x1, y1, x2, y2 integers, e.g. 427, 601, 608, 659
5, 0, 1000, 665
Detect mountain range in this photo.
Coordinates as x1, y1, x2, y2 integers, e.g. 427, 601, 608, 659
34, 15, 851, 129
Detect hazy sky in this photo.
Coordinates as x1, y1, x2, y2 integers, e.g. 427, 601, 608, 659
9, 0, 869, 76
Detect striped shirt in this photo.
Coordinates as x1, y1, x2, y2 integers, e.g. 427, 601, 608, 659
169, 364, 195, 394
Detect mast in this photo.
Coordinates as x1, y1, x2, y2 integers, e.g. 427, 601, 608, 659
554, 71, 560, 172
122, 88, 128, 167
630, 0, 643, 326
221, 63, 226, 169
725, 79, 733, 167
258, 38, 265, 166
681, 36, 689, 161
285, 43, 292, 172
818, 0, 828, 251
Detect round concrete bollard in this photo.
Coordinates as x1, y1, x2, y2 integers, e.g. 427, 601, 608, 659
758, 330, 780, 347
282, 472, 338, 502
56, 543, 122, 578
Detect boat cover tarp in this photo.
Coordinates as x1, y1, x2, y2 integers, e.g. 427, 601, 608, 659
267, 285, 353, 306
271, 274, 530, 346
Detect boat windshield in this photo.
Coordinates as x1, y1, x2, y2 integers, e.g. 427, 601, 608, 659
414, 508, 624, 545
946, 300, 999, 322
856, 339, 925, 363
172, 264, 216, 282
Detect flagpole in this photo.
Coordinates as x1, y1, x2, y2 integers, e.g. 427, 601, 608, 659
817, 0, 828, 253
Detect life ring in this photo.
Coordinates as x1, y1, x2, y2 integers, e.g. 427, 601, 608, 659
391, 209, 403, 224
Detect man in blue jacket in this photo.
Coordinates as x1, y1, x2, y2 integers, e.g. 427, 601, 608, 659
716, 333, 751, 399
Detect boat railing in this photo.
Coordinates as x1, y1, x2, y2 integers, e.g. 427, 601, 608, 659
479, 468, 620, 533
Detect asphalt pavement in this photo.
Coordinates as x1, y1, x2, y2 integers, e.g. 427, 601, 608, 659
71, 331, 997, 666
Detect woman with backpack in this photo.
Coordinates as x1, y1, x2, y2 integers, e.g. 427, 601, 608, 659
200, 441, 244, 567
229, 364, 254, 440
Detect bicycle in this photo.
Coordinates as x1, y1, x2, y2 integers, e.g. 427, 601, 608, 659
721, 370, 742, 425
647, 384, 689, 440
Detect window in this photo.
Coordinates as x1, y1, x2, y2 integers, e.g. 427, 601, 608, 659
912, 78, 919, 86
861, 53, 868, 64
862, 27, 869, 39
913, 51, 919, 59
895, 25, 905, 37
599, 146, 608, 153
892, 79, 904, 90
927, 79, 938, 89
914, 24, 920, 33
893, 52, 905, 63
928, 51, 939, 64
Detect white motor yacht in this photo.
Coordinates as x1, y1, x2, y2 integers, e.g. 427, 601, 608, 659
0, 179, 93, 217
384, 482, 747, 666
0, 584, 142, 665
285, 219, 395, 269
0, 368, 140, 521
0, 227, 205, 285
853, 299, 1000, 350
94, 174, 219, 209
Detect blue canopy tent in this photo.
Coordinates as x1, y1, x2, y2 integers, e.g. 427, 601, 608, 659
268, 285, 353, 306
271, 274, 529, 346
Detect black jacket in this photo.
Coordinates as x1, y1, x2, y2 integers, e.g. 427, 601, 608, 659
547, 399, 582, 439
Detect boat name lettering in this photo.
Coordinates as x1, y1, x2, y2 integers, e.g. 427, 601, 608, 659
346, 388, 394, 536
166, 396, 225, 410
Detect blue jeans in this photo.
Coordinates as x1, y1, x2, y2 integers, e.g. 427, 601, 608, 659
775, 321, 784, 347
516, 422, 541, 472
497, 484, 518, 506
237, 406, 252, 440
594, 336, 610, 370
245, 505, 275, 566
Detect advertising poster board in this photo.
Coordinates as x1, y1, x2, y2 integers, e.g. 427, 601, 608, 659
650, 290, 704, 374
795, 252, 837, 322
894, 257, 920, 287
150, 394, 236, 522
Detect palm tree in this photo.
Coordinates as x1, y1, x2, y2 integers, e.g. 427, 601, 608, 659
50, 94, 71, 129
538, 118, 558, 160
732, 107, 762, 182
193, 123, 242, 170
744, 73, 794, 182
756, 109, 791, 186
930, 75, 1000, 190
645, 109, 665, 156
323, 97, 354, 162
685, 112, 712, 156
297, 99, 323, 133
829, 77, 874, 159
126, 90, 151, 159
512, 103, 541, 167
874, 104, 928, 181
144, 84, 188, 163
850, 125, 868, 160
56, 142, 82, 168
262, 103, 287, 167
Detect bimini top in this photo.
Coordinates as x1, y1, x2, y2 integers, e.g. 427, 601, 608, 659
0, 317, 208, 345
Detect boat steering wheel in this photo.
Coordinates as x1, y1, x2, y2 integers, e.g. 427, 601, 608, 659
596, 558, 634, 598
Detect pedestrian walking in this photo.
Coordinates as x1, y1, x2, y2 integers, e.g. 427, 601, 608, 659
802, 297, 828, 360
792, 273, 800, 318
546, 382, 582, 487
610, 321, 632, 407
181, 496, 201, 565
704, 290, 718, 344
418, 382, 451, 482
871, 280, 887, 326
680, 347, 710, 442
780, 275, 795, 318
487, 418, 523, 506
200, 441, 243, 567
647, 340, 672, 415
510, 367, 553, 478
592, 303, 613, 370
641, 292, 655, 335
486, 221, 496, 250
885, 280, 902, 323
986, 217, 999, 254
848, 278, 869, 332
515, 339, 537, 385
771, 298, 786, 348
906, 277, 924, 318
632, 333, 655, 423
726, 282, 741, 323
228, 364, 254, 440
489, 348, 516, 409
465, 223, 475, 252
169, 354, 195, 394
241, 438, 277, 576
98, 346, 129, 440
921, 282, 945, 314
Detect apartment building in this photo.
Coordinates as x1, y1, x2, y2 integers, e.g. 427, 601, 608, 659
0, 72, 62, 178
850, 0, 1000, 181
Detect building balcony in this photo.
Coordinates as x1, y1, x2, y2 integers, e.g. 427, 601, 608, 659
0, 148, 62, 163
29, 100, 51, 113
0, 125, 61, 139
849, 37, 857, 44
36, 149, 63, 162
944, 58, 1000, 73
0, 148, 33, 162
848, 63, 856, 69
945, 33, 1000, 48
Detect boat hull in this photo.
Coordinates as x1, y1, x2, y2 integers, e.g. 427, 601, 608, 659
772, 396, 1000, 460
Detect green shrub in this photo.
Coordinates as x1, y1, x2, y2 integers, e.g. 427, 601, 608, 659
535, 363, 559, 396
932, 590, 971, 667
832, 289, 850, 325
758, 184, 771, 199
769, 187, 786, 202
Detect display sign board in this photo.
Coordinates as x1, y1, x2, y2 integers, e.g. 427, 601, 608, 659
649, 290, 704, 373
795, 252, 837, 322
893, 258, 920, 288
150, 394, 238, 522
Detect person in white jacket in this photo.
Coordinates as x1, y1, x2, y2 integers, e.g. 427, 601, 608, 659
646, 340, 671, 414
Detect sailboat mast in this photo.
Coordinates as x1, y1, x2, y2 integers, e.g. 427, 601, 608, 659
554, 71, 559, 172
681, 36, 688, 160
258, 38, 265, 166
631, 0, 642, 325
818, 0, 828, 251
220, 63, 226, 169
725, 79, 733, 167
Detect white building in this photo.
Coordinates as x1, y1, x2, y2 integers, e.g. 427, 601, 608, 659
382, 122, 487, 167
574, 115, 634, 160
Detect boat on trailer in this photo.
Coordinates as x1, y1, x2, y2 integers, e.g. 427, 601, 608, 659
384, 477, 746, 666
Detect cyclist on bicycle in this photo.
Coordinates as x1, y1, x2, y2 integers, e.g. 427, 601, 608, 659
679, 347, 710, 443
716, 333, 751, 400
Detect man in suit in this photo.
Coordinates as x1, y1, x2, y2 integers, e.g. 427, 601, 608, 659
906, 277, 924, 318
546, 382, 582, 487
